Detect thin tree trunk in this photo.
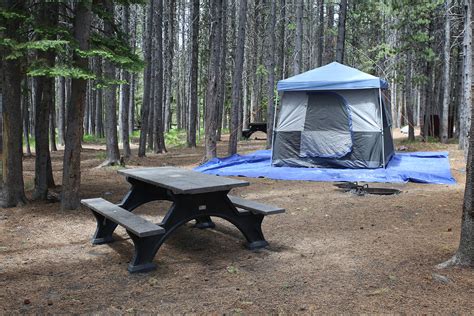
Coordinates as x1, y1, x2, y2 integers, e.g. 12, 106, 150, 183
22, 78, 31, 156
205, 0, 223, 160
61, 1, 92, 210
335, 0, 347, 63
266, 0, 276, 149
100, 0, 121, 166
228, 0, 248, 155
187, 0, 200, 148
121, 5, 131, 158
153, 0, 166, 153
317, 0, 324, 67
294, 0, 303, 75
440, 0, 451, 143
458, 0, 472, 155
217, 0, 228, 141
57, 76, 65, 145
138, 0, 154, 157
405, 52, 415, 141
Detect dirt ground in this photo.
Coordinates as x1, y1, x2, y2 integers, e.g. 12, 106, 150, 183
1, 130, 473, 314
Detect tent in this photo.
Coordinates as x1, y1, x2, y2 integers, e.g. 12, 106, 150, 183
271, 62, 394, 169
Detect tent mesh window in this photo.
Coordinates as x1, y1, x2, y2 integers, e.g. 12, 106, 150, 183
300, 93, 352, 159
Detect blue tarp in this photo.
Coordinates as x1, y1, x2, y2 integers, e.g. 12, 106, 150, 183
195, 150, 456, 185
277, 62, 389, 91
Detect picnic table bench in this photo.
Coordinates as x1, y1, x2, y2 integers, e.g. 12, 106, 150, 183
242, 122, 267, 139
81, 167, 285, 273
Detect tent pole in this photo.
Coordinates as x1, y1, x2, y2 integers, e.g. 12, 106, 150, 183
270, 92, 280, 165
379, 88, 386, 168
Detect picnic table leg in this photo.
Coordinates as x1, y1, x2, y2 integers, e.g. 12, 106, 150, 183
91, 211, 117, 244
170, 193, 269, 250
91, 179, 168, 245
194, 216, 216, 229
127, 231, 163, 273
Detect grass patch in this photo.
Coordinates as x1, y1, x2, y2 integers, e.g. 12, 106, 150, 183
83, 134, 106, 144
395, 135, 454, 152
165, 128, 187, 148
95, 152, 107, 160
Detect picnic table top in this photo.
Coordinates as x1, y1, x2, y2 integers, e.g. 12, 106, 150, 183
118, 167, 249, 194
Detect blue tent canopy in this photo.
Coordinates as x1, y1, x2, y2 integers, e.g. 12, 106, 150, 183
277, 62, 388, 91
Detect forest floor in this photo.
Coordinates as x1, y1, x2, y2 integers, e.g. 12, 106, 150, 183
1, 130, 474, 314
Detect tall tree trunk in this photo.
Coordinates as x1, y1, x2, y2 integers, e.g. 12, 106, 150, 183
266, 0, 276, 149
100, 0, 121, 166
153, 0, 166, 153
50, 107, 57, 151
446, 115, 474, 266
440, 0, 451, 144
335, 0, 347, 63
57, 77, 65, 146
33, 2, 57, 200
228, 0, 248, 155
323, 2, 334, 64
205, 0, 223, 160
61, 1, 92, 210
0, 0, 27, 207
217, 0, 228, 141
458, 0, 472, 155
121, 5, 131, 158
22, 78, 31, 156
187, 0, 200, 148
293, 0, 303, 75
405, 52, 415, 141
138, 0, 154, 157
439, 0, 473, 264
317, 0, 324, 67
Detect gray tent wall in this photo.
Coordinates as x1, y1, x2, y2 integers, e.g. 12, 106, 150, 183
271, 88, 395, 169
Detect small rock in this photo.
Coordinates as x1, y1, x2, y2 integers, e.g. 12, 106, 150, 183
360, 227, 364, 230
432, 273, 450, 284
447, 228, 452, 232
104, 192, 113, 196
47, 300, 53, 306
23, 299, 31, 305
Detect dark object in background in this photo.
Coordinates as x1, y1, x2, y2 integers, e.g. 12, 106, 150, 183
334, 182, 401, 196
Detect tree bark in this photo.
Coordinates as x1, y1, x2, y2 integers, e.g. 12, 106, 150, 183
439, 0, 473, 264
205, 0, 223, 160
228, 0, 247, 155
266, 0, 276, 149
405, 51, 415, 141
1, 0, 27, 207
335, 0, 347, 63
317, 0, 324, 67
22, 78, 31, 156
216, 0, 228, 141
61, 1, 92, 210
121, 5, 131, 158
100, 0, 121, 166
187, 0, 200, 148
293, 0, 303, 75
153, 0, 166, 153
33, 2, 57, 200
440, 0, 451, 143
458, 0, 472, 155
138, 0, 154, 157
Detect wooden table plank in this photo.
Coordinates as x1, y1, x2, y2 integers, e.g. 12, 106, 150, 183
118, 167, 249, 194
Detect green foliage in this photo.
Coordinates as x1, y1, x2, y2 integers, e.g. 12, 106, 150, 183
165, 129, 188, 147
0, 2, 143, 85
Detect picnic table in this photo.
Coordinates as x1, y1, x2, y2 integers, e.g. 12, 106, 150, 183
242, 122, 267, 139
81, 167, 284, 273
